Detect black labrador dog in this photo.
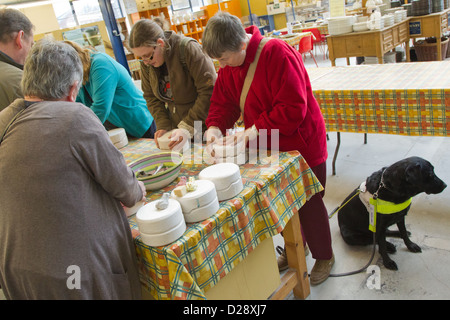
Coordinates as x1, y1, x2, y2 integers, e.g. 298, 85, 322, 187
337, 156, 447, 270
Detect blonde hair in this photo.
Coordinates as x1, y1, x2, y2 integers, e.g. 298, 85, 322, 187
63, 40, 93, 85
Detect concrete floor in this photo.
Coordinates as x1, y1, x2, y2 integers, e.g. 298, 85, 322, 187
274, 53, 450, 300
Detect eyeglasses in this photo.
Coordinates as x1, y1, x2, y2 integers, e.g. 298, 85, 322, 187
138, 47, 156, 63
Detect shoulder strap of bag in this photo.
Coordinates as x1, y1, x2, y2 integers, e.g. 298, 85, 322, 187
179, 37, 196, 73
239, 37, 271, 114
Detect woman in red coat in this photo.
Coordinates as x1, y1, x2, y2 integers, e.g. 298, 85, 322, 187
203, 12, 334, 285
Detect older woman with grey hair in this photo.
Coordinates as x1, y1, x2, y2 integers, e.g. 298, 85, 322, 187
203, 12, 333, 285
129, 17, 216, 150
0, 38, 145, 300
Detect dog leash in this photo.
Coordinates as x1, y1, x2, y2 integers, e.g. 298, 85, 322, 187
328, 190, 361, 220
324, 180, 383, 278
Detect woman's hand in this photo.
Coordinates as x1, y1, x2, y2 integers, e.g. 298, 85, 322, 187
138, 181, 147, 201
204, 127, 223, 160
168, 128, 190, 152
221, 125, 258, 151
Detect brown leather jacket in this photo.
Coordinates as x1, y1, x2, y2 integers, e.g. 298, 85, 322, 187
140, 31, 216, 136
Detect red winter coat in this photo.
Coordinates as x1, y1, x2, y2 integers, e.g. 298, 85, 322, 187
205, 26, 327, 168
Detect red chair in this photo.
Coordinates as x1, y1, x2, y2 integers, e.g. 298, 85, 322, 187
298, 35, 318, 67
303, 28, 327, 59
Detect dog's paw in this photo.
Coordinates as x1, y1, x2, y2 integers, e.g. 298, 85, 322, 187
386, 241, 396, 254
383, 259, 398, 271
406, 242, 422, 253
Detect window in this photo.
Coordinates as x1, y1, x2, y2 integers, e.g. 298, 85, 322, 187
171, 0, 205, 13
52, 0, 123, 29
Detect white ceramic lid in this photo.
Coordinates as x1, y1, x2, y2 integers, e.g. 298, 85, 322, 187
199, 163, 241, 191
108, 128, 126, 144
216, 177, 243, 201
139, 219, 186, 247
136, 199, 183, 234
171, 179, 216, 214
183, 196, 220, 223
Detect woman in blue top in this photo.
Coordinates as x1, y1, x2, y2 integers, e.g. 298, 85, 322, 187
65, 41, 155, 138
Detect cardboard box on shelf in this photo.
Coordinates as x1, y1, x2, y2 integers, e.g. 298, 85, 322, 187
149, 1, 161, 9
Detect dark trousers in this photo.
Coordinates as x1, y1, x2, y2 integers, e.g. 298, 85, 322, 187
141, 120, 156, 139
104, 120, 156, 139
298, 161, 333, 260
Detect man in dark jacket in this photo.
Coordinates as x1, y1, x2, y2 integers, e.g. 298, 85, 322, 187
0, 8, 34, 111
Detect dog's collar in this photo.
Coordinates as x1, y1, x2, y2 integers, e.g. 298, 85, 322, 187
359, 181, 412, 214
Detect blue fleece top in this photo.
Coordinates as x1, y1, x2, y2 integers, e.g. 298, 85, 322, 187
77, 52, 153, 138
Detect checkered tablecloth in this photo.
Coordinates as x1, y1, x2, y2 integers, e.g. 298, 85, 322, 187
308, 61, 450, 136
121, 139, 323, 300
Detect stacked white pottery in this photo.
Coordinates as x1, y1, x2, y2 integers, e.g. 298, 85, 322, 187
327, 16, 355, 35
171, 179, 219, 223
213, 141, 247, 165
382, 14, 395, 27
199, 163, 243, 201
108, 128, 128, 149
136, 198, 186, 247
394, 10, 406, 23
353, 21, 369, 32
367, 10, 384, 30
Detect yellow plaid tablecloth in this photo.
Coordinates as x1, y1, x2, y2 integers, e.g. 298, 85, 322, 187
309, 61, 450, 136
121, 139, 323, 300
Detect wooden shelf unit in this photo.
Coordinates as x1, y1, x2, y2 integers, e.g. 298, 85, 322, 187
171, 17, 208, 42
129, 6, 171, 25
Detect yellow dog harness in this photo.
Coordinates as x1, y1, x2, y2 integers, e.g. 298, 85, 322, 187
359, 181, 412, 232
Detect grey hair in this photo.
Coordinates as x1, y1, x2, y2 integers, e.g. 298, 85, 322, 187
0, 8, 34, 44
21, 38, 83, 100
128, 19, 165, 48
202, 12, 247, 59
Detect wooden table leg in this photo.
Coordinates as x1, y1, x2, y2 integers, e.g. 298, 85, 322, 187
270, 209, 310, 300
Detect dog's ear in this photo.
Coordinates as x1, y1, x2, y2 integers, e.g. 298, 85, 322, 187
405, 162, 422, 183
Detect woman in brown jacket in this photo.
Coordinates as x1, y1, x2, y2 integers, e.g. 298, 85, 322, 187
129, 18, 217, 150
